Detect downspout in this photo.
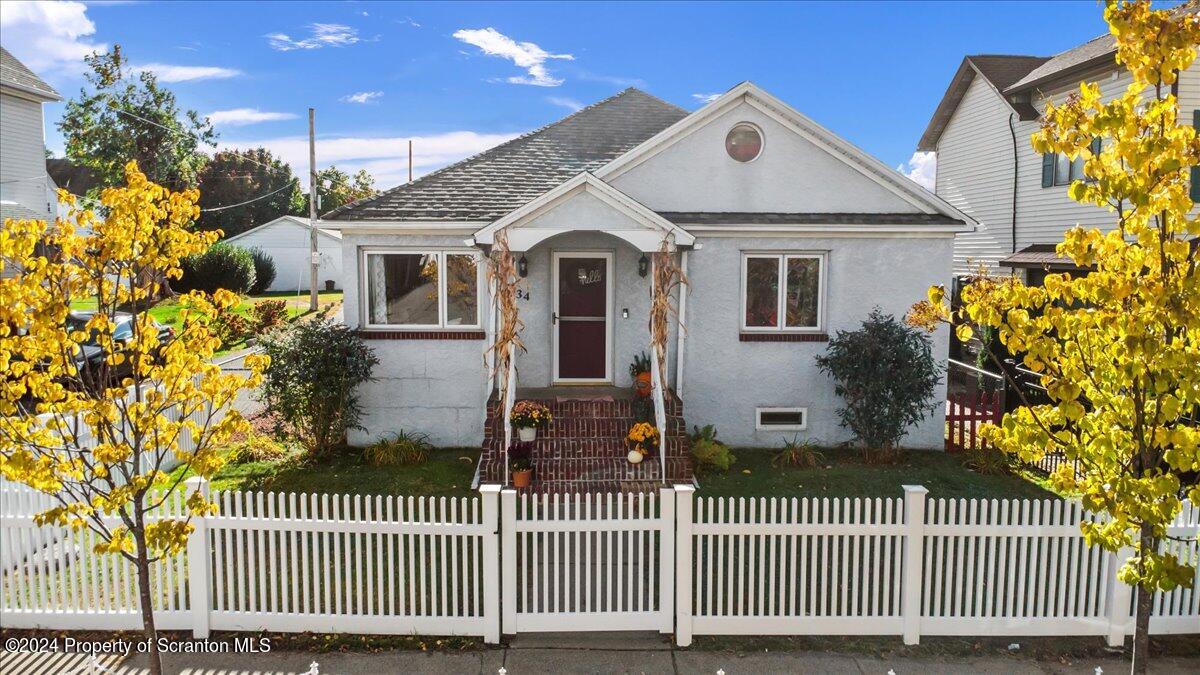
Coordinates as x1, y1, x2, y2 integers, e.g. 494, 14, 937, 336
1007, 112, 1019, 255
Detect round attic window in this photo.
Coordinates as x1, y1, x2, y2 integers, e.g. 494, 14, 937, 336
725, 123, 763, 162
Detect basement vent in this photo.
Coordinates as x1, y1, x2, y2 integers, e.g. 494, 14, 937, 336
755, 407, 807, 431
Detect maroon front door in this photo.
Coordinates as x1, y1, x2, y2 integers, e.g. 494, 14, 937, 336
555, 254, 609, 381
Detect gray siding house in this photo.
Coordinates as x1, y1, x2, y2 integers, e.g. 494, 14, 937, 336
919, 4, 1200, 283
0, 47, 60, 226
322, 83, 971, 481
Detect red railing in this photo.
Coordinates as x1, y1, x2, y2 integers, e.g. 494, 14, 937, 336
945, 391, 1004, 453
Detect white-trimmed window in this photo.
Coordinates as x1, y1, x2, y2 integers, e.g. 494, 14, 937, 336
741, 253, 825, 331
362, 250, 482, 328
756, 407, 807, 431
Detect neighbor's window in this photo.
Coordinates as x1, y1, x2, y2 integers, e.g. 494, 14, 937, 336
756, 407, 807, 431
742, 253, 823, 330
725, 123, 764, 162
364, 251, 480, 328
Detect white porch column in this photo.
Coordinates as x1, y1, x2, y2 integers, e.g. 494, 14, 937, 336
674, 249, 689, 396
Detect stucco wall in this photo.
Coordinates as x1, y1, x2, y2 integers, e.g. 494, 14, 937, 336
341, 233, 492, 447
681, 234, 952, 449
610, 99, 922, 215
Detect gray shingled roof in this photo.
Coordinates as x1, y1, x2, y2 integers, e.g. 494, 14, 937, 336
324, 88, 688, 221
661, 212, 964, 226
0, 47, 60, 101
917, 55, 1048, 151
1006, 2, 1200, 94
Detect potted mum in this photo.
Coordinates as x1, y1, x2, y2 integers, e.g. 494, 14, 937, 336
510, 441, 534, 488
510, 400, 551, 442
626, 421, 659, 464
629, 351, 652, 398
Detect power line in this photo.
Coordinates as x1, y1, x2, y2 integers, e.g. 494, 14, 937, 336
199, 178, 299, 212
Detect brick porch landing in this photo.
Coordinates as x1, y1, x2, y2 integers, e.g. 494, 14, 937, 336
478, 387, 694, 493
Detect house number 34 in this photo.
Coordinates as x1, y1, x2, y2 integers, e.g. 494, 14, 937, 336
517, 289, 531, 300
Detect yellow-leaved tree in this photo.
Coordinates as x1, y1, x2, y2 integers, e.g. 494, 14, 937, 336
0, 162, 267, 675
908, 2, 1199, 672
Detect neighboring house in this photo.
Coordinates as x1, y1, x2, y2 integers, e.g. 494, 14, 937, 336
0, 46, 60, 226
918, 3, 1200, 284
322, 83, 971, 462
221, 215, 343, 292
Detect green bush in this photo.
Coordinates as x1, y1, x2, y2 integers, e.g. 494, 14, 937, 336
815, 309, 941, 463
963, 446, 1012, 476
257, 315, 378, 457
227, 436, 289, 465
773, 437, 825, 468
178, 241, 256, 294
248, 247, 277, 294
690, 424, 736, 474
364, 430, 432, 466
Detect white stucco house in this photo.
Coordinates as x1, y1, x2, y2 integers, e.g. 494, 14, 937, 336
0, 47, 60, 228
222, 215, 343, 292
321, 83, 972, 488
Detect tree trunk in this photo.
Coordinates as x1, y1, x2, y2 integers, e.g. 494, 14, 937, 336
1131, 522, 1156, 675
134, 529, 163, 675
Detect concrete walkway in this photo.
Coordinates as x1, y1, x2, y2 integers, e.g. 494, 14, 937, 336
3, 634, 1197, 675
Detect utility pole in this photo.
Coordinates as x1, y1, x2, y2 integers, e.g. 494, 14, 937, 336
308, 107, 318, 312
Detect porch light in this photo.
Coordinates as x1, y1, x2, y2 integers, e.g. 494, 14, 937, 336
518, 254, 528, 278
638, 254, 649, 278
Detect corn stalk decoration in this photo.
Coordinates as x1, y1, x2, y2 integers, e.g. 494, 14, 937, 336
649, 238, 688, 379
485, 228, 525, 412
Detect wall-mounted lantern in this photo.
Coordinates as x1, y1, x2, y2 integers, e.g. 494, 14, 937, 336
518, 254, 529, 278
638, 254, 650, 278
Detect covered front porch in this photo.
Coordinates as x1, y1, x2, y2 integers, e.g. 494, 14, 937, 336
474, 173, 695, 492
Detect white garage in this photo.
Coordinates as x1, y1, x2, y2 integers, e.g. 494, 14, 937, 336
223, 215, 343, 292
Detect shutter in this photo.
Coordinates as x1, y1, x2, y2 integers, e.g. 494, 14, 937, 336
1041, 153, 1055, 188
1191, 111, 1200, 201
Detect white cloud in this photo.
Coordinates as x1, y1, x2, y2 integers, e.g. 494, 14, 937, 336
898, 151, 937, 191
207, 108, 298, 126
221, 130, 522, 189
453, 27, 573, 87
136, 63, 242, 83
341, 91, 383, 104
266, 23, 362, 51
0, 1, 105, 76
691, 93, 721, 104
547, 96, 583, 112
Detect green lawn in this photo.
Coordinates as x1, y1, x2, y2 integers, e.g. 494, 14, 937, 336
70, 290, 343, 355
169, 447, 480, 497
695, 447, 1057, 500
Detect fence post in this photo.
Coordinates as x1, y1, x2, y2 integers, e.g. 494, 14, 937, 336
500, 488, 517, 636
674, 484, 695, 647
1106, 547, 1135, 648
901, 485, 928, 646
185, 476, 211, 639
658, 486, 676, 635
479, 484, 502, 644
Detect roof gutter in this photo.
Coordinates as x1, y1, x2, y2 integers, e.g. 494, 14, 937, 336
1008, 112, 1019, 255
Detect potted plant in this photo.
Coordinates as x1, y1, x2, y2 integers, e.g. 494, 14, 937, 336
629, 351, 652, 397
510, 400, 551, 442
509, 440, 533, 487
626, 421, 659, 464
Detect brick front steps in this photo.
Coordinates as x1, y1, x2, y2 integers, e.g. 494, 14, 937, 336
478, 390, 694, 493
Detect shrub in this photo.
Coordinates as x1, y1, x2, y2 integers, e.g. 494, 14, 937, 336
963, 446, 1012, 476
257, 315, 378, 457
178, 242, 256, 294
249, 299, 289, 334
209, 305, 251, 347
227, 436, 289, 465
690, 424, 736, 474
363, 430, 432, 466
773, 437, 825, 468
248, 247, 277, 294
815, 309, 941, 463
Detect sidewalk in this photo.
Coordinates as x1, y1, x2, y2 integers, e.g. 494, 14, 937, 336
4, 634, 1198, 675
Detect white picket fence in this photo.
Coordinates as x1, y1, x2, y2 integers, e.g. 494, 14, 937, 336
1, 482, 1196, 647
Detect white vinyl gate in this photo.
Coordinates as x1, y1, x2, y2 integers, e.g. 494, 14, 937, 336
500, 488, 674, 633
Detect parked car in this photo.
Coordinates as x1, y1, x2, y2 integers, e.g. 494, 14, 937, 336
66, 311, 175, 390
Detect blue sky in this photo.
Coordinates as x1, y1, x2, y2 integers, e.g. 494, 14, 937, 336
3, 1, 1123, 190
